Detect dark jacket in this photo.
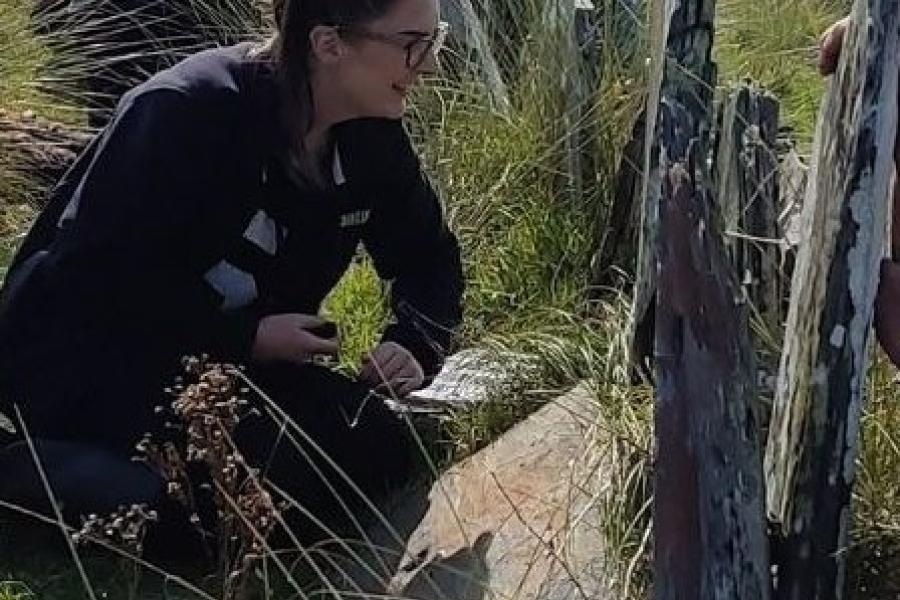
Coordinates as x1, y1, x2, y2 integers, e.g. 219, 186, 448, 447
0, 44, 463, 443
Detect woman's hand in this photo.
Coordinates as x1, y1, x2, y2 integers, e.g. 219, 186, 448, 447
358, 341, 424, 397
818, 16, 849, 76
251, 314, 339, 366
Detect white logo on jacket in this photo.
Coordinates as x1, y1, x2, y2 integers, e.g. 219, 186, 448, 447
340, 210, 370, 228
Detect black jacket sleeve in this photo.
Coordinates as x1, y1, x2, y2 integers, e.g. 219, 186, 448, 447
355, 121, 464, 379
0, 88, 259, 378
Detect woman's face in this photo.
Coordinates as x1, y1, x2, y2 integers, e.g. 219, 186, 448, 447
331, 0, 442, 120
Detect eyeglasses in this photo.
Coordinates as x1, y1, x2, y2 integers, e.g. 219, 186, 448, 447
338, 21, 450, 70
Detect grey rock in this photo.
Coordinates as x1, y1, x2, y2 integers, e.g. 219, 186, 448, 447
347, 384, 612, 600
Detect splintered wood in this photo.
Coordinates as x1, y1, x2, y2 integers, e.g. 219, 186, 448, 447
648, 1, 771, 599
763, 2, 899, 599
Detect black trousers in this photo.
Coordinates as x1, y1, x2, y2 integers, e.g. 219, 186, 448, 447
0, 364, 417, 552
234, 364, 418, 541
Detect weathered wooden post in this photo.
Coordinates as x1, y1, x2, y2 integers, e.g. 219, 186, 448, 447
714, 83, 782, 332
567, 0, 599, 204
763, 1, 900, 598
648, 1, 772, 598
538, 0, 600, 204
440, 0, 511, 114
589, 110, 645, 294
627, 0, 667, 380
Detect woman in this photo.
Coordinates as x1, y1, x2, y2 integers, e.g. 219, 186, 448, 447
0, 0, 464, 540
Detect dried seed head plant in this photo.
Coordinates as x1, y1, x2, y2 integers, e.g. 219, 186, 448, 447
70, 504, 159, 599
71, 504, 159, 556
137, 355, 282, 600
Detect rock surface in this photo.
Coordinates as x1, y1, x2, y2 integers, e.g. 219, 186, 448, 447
348, 384, 611, 600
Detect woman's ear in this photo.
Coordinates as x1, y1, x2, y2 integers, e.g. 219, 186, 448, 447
309, 25, 345, 65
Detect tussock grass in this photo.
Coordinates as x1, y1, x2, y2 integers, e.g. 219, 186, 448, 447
0, 0, 52, 112
848, 353, 900, 599
714, 0, 850, 149
0, 581, 33, 600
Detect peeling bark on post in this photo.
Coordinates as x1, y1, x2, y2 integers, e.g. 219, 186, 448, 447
776, 146, 809, 313
714, 83, 782, 331
628, 0, 669, 380
650, 2, 772, 599
630, 0, 719, 377
763, 2, 899, 599
590, 110, 645, 295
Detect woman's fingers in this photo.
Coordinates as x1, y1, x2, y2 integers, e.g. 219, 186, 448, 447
293, 314, 328, 330
394, 367, 424, 397
380, 350, 408, 382
358, 342, 424, 395
360, 345, 403, 383
251, 313, 338, 365
299, 331, 339, 356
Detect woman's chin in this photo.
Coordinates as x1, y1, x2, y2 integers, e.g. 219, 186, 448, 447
346, 99, 406, 122
384, 99, 407, 119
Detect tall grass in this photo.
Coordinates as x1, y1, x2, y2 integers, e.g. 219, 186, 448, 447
714, 0, 851, 149
0, 0, 55, 278
0, 0, 53, 112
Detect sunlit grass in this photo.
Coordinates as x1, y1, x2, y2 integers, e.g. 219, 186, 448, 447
321, 258, 389, 376
0, 0, 51, 112
714, 0, 850, 150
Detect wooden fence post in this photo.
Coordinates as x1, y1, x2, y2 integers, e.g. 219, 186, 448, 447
627, 0, 668, 380
567, 0, 599, 204
649, 1, 772, 598
538, 0, 600, 204
763, 1, 900, 598
440, 0, 511, 114
714, 83, 782, 332
589, 110, 645, 295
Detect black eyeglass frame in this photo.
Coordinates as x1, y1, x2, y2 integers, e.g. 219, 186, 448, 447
336, 21, 450, 70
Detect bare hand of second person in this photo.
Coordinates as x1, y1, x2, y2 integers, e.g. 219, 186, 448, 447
251, 314, 339, 366
818, 16, 849, 76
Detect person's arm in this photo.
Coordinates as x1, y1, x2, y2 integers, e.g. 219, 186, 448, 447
25, 88, 261, 362
357, 122, 465, 384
